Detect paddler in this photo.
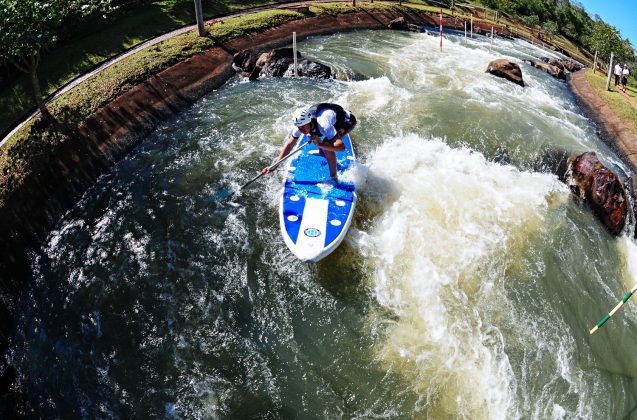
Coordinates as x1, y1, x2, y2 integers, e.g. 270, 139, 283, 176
262, 103, 357, 183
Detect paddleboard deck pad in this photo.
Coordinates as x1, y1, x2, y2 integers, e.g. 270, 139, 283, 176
279, 134, 357, 262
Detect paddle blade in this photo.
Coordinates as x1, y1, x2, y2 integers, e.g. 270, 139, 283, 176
210, 188, 236, 203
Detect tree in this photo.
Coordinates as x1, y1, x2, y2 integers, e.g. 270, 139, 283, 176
0, 0, 112, 124
522, 14, 540, 28
194, 0, 205, 37
542, 20, 558, 36
586, 19, 628, 64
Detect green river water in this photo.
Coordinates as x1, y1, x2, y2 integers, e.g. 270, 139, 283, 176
10, 29, 637, 418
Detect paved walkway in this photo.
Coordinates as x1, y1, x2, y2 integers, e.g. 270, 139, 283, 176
618, 86, 637, 109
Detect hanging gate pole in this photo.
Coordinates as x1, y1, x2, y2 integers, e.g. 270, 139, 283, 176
293, 32, 298, 77
439, 8, 443, 51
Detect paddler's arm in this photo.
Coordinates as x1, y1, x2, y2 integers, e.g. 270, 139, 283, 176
311, 134, 346, 152
262, 136, 299, 174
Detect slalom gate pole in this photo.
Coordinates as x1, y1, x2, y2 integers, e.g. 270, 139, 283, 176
439, 8, 443, 51
590, 284, 637, 335
293, 32, 298, 77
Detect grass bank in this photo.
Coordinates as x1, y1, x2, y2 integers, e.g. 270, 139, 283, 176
0, 0, 294, 137
585, 69, 637, 138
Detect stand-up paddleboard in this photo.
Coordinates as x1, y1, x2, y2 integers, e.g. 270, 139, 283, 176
279, 134, 357, 262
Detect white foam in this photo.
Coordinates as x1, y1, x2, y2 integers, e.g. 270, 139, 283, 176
343, 76, 412, 114
353, 134, 568, 417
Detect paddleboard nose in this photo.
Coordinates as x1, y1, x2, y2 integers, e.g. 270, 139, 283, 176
293, 247, 324, 262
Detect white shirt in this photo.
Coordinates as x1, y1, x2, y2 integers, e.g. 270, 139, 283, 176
622, 67, 630, 76
615, 64, 623, 76
290, 109, 338, 140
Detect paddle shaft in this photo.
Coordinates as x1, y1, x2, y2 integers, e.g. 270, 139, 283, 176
590, 284, 637, 334
224, 139, 311, 200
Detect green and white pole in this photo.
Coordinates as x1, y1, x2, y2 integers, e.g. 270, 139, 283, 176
590, 284, 637, 334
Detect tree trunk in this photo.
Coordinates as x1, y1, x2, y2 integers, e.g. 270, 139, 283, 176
194, 0, 205, 36
29, 65, 54, 122
10, 52, 74, 136
27, 53, 74, 136
29, 65, 76, 136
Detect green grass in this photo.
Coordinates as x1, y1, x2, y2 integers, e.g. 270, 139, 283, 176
625, 83, 637, 103
0, 7, 309, 205
585, 68, 637, 138
55, 8, 304, 119
210, 8, 303, 38
0, 0, 291, 135
309, 1, 415, 15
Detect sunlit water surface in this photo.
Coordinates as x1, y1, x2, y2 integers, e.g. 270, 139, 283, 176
10, 30, 637, 418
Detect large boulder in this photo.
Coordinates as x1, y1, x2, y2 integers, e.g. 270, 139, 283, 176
387, 17, 426, 33
233, 47, 331, 80
547, 58, 565, 71
388, 16, 408, 30
232, 49, 260, 79
563, 60, 583, 72
528, 60, 566, 80
487, 59, 525, 87
567, 151, 627, 235
283, 59, 332, 78
257, 49, 294, 78
538, 57, 583, 73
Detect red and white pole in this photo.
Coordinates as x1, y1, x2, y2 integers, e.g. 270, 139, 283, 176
439, 8, 443, 51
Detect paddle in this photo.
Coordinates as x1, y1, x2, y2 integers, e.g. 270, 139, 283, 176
590, 284, 637, 334
217, 139, 311, 202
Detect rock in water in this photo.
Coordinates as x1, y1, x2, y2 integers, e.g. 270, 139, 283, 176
233, 47, 331, 80
487, 59, 525, 87
387, 17, 426, 33
528, 60, 566, 80
568, 151, 627, 235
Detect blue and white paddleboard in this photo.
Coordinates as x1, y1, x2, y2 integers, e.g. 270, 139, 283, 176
279, 134, 357, 262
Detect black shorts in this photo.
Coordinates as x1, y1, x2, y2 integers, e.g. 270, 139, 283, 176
335, 112, 357, 134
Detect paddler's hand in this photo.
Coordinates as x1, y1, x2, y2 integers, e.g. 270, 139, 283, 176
261, 166, 272, 174
310, 134, 323, 145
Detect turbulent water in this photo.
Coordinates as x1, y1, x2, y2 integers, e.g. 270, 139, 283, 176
10, 29, 637, 418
